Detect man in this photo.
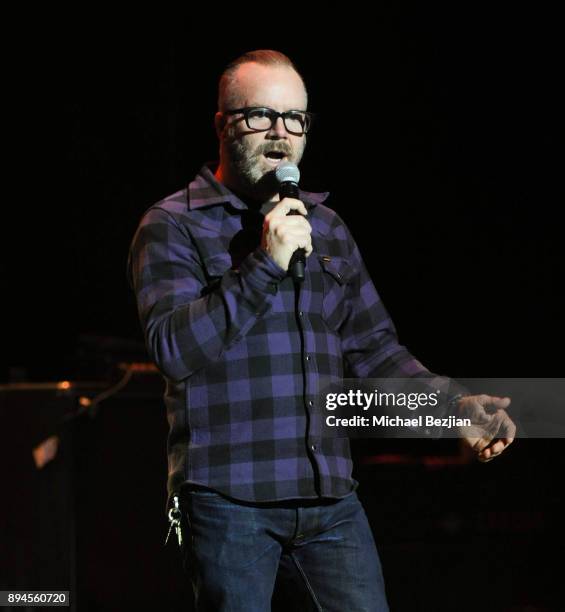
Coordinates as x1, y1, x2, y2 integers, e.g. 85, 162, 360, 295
128, 50, 515, 611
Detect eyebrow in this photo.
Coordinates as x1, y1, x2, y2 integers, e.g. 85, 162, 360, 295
245, 105, 308, 112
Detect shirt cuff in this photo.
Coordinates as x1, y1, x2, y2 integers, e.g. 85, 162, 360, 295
238, 247, 287, 294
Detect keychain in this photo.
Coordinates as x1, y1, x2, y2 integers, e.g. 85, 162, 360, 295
164, 494, 183, 547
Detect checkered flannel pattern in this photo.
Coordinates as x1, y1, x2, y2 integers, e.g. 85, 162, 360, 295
128, 164, 452, 506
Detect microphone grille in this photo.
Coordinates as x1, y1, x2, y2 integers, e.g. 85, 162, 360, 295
275, 161, 300, 185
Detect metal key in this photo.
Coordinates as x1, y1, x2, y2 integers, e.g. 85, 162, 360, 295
164, 519, 175, 546
175, 518, 183, 547
165, 495, 183, 547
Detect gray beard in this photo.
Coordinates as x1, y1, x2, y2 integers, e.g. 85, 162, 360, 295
225, 139, 303, 201
228, 140, 268, 189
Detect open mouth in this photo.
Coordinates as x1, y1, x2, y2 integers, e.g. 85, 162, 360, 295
263, 151, 287, 164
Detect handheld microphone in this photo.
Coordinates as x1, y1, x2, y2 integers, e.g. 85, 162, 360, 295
275, 162, 305, 283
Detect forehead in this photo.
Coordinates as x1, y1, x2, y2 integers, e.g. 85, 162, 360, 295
229, 63, 307, 110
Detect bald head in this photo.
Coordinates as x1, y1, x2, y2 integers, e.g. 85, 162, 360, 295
218, 49, 308, 112
220, 63, 308, 115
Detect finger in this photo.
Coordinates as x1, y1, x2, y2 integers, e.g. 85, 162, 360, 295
488, 396, 512, 409
491, 435, 514, 451
478, 450, 498, 462
474, 394, 492, 405
479, 442, 505, 459
478, 447, 493, 460
466, 398, 491, 424
273, 198, 307, 217
281, 230, 311, 247
269, 219, 311, 240
280, 233, 312, 250
492, 411, 516, 442
485, 439, 506, 455
271, 223, 311, 246
278, 216, 311, 230
467, 429, 495, 453
275, 225, 312, 243
479, 434, 515, 461
475, 412, 516, 455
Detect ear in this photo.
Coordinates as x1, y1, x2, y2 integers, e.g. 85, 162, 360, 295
215, 112, 227, 140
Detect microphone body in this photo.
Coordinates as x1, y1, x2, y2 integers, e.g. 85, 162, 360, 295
275, 163, 305, 283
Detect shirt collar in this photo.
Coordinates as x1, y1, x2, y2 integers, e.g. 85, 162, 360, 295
188, 162, 330, 211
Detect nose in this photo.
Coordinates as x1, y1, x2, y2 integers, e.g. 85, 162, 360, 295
267, 116, 288, 138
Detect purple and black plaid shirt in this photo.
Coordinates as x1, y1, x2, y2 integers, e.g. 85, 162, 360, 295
128, 163, 452, 506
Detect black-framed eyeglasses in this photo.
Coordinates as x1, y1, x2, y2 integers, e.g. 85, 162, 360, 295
223, 107, 313, 135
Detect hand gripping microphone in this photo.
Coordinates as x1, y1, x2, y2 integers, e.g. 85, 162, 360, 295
275, 161, 305, 283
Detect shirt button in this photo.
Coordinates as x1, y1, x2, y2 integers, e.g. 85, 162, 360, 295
311, 443, 317, 452
308, 400, 314, 406
299, 311, 304, 317
305, 355, 311, 361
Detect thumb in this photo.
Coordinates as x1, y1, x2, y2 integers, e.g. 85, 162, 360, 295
489, 396, 511, 409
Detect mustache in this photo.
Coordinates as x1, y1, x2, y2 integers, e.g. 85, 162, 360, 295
256, 142, 292, 157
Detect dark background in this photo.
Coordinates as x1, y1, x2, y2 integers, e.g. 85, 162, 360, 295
3, 7, 563, 611
5, 8, 563, 382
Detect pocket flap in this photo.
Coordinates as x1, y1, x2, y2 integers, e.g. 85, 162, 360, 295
318, 255, 354, 284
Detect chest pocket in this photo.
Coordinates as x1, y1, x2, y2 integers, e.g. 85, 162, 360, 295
318, 255, 356, 332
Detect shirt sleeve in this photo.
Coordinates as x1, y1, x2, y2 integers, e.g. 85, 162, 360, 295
127, 206, 286, 382
335, 215, 468, 432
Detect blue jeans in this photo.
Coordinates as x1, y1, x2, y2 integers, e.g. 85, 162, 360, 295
178, 487, 389, 611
